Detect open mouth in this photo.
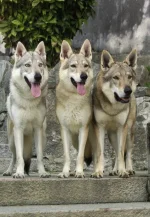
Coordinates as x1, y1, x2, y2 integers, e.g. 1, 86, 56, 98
114, 92, 130, 103
71, 77, 86, 96
24, 76, 41, 98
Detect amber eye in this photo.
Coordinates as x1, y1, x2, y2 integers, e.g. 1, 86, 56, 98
113, 76, 119, 80
38, 63, 43, 67
25, 63, 31, 67
71, 64, 76, 68
128, 75, 132, 79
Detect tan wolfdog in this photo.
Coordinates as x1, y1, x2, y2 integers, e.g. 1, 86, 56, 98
92, 49, 137, 178
56, 39, 93, 178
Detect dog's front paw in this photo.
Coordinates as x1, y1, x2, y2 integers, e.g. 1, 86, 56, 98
118, 170, 129, 178
13, 172, 25, 178
75, 171, 85, 178
39, 172, 51, 178
58, 171, 70, 178
126, 169, 135, 175
3, 171, 12, 176
109, 170, 118, 176
91, 171, 103, 178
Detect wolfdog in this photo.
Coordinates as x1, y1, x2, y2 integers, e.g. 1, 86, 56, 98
3, 41, 50, 178
56, 39, 93, 178
92, 49, 137, 178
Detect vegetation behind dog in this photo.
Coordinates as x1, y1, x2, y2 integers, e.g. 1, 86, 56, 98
0, 0, 95, 67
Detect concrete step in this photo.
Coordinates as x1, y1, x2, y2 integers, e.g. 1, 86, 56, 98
0, 172, 148, 206
0, 203, 150, 217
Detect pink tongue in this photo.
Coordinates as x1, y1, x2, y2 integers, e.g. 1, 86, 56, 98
31, 83, 41, 98
77, 83, 86, 96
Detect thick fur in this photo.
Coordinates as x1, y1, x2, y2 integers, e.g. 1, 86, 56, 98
92, 49, 137, 178
56, 39, 93, 178
3, 41, 50, 178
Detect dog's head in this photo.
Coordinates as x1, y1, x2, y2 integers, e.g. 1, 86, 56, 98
12, 41, 48, 98
100, 49, 137, 104
59, 39, 93, 96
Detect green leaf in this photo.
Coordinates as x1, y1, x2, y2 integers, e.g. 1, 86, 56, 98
11, 29, 17, 36
0, 22, 8, 28
32, 0, 40, 7
49, 18, 57, 24
12, 20, 22, 25
0, 27, 10, 33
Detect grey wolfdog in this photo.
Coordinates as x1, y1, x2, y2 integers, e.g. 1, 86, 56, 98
3, 41, 50, 178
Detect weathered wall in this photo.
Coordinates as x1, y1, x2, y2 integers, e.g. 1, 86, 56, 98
73, 0, 150, 55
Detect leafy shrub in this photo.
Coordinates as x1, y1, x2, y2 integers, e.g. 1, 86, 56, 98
0, 0, 95, 67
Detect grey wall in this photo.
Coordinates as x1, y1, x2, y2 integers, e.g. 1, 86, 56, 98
73, 0, 150, 55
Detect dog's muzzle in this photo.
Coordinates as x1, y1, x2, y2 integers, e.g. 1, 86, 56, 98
114, 86, 132, 103
70, 73, 88, 96
24, 73, 42, 98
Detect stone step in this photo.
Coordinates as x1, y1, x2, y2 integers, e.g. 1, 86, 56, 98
0, 173, 148, 206
0, 202, 150, 217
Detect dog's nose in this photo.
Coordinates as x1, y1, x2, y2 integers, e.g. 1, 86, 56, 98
124, 86, 132, 95
80, 73, 88, 81
34, 73, 42, 82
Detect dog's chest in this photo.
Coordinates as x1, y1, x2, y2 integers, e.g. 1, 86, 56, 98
57, 98, 91, 132
94, 107, 129, 130
10, 101, 46, 133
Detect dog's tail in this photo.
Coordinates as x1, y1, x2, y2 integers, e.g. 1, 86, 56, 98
23, 135, 33, 175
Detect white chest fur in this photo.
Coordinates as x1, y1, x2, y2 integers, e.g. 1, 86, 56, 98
57, 95, 91, 133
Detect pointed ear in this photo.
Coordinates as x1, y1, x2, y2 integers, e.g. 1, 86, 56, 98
35, 41, 46, 59
124, 49, 137, 70
60, 40, 73, 61
15, 42, 27, 59
80, 39, 92, 60
101, 50, 114, 71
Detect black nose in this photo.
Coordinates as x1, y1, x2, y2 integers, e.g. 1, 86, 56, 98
124, 86, 132, 95
80, 73, 88, 81
34, 73, 42, 82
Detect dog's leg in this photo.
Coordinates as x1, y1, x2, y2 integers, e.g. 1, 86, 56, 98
58, 127, 71, 178
117, 127, 129, 178
91, 125, 105, 178
108, 131, 118, 176
75, 126, 89, 178
125, 131, 135, 175
3, 135, 16, 176
35, 127, 50, 178
3, 118, 16, 176
13, 128, 25, 178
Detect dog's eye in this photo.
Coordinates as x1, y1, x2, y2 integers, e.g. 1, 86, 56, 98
70, 64, 76, 68
38, 63, 43, 67
84, 64, 89, 68
25, 63, 31, 67
128, 75, 132, 79
113, 76, 119, 80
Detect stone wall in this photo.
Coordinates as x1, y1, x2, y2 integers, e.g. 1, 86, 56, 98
73, 0, 150, 55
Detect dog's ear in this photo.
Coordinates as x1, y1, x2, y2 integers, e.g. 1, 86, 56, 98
60, 40, 73, 61
101, 50, 114, 71
15, 42, 27, 60
124, 49, 137, 70
80, 39, 92, 60
35, 41, 46, 59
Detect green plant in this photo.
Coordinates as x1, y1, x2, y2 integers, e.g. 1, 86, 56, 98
0, 0, 95, 67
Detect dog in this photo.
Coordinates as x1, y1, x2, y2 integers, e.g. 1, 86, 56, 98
92, 49, 137, 178
56, 39, 93, 178
3, 41, 50, 178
